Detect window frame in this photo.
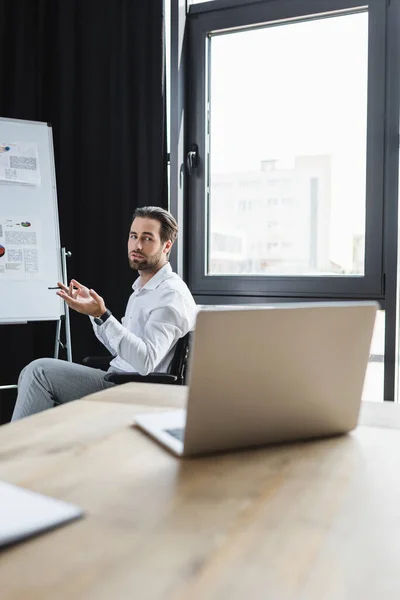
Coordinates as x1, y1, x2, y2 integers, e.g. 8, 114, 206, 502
186, 0, 387, 298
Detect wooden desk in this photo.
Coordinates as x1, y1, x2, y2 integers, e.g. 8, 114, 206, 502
1, 385, 400, 600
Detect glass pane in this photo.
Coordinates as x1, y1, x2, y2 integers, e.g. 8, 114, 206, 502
362, 309, 384, 402
208, 12, 368, 276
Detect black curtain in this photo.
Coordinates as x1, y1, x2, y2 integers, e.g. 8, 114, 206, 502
0, 0, 167, 423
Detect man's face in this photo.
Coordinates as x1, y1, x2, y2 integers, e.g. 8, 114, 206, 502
128, 217, 171, 271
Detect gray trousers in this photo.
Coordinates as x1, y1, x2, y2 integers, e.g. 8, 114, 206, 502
11, 358, 115, 421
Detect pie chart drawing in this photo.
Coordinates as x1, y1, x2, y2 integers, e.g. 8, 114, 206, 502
21, 222, 31, 228
0, 246, 5, 258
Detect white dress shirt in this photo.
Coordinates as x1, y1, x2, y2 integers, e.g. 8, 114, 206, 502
90, 263, 197, 375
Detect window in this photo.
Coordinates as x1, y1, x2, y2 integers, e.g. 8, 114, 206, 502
187, 0, 385, 296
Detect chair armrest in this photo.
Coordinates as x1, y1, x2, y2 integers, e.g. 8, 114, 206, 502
82, 356, 112, 370
104, 372, 178, 385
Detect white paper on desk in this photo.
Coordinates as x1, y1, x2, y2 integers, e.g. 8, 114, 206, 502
0, 481, 83, 548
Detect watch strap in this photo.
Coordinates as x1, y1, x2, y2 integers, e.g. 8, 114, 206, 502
94, 309, 112, 326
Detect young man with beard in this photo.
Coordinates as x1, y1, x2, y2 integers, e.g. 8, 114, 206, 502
12, 207, 197, 420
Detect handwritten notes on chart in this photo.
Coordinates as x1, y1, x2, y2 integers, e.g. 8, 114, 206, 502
0, 142, 41, 185
0, 218, 43, 281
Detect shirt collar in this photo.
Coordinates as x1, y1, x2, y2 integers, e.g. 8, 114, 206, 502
132, 262, 172, 292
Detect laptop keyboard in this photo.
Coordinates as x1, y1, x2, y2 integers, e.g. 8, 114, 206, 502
164, 427, 185, 442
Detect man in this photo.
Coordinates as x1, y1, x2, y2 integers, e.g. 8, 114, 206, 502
12, 207, 197, 420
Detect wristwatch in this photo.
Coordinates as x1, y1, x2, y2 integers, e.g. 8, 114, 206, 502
94, 309, 112, 326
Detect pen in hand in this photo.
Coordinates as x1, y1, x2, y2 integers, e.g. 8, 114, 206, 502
48, 285, 78, 290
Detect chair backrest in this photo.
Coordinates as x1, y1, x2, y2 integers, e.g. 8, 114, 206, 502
168, 331, 192, 385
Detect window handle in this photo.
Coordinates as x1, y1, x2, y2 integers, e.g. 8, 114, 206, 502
186, 143, 199, 174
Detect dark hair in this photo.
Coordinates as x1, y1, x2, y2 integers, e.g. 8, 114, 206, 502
132, 206, 178, 245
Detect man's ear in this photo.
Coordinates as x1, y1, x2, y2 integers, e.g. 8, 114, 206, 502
164, 239, 173, 254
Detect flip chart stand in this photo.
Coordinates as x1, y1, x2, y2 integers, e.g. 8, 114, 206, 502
54, 248, 73, 363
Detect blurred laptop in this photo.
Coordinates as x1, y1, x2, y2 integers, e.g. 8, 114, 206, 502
134, 301, 378, 457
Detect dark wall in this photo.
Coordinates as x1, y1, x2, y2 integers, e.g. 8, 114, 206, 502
0, 0, 167, 422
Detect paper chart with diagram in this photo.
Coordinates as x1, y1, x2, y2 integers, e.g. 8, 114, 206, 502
0, 142, 41, 185
0, 218, 43, 281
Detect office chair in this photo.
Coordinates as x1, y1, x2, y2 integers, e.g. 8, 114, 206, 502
82, 331, 192, 386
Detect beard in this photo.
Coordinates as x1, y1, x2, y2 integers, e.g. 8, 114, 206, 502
128, 247, 164, 271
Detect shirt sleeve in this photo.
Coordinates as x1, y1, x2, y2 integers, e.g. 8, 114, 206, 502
94, 290, 192, 375
89, 316, 117, 357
